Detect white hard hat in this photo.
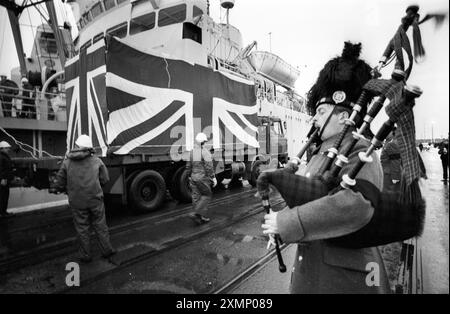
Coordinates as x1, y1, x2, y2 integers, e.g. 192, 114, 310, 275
0, 141, 12, 148
195, 133, 208, 144
21, 77, 28, 83
75, 134, 93, 149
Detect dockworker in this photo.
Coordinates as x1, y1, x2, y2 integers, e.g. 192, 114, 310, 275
52, 135, 116, 263
187, 133, 217, 225
0, 141, 14, 218
262, 42, 391, 293
380, 129, 402, 193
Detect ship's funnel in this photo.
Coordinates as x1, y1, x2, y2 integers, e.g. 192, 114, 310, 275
221, 0, 235, 9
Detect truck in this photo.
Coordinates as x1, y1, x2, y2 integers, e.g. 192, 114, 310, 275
5, 0, 309, 214
60, 36, 287, 213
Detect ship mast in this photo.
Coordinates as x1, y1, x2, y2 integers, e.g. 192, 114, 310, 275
45, 1, 67, 65
220, 0, 234, 25
1, 0, 29, 77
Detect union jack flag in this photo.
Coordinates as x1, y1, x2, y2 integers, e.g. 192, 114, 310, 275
65, 37, 259, 158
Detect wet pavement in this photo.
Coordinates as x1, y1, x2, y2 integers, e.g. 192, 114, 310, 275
416, 149, 449, 294
72, 212, 276, 293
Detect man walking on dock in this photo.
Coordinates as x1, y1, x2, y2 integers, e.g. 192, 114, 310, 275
187, 133, 217, 225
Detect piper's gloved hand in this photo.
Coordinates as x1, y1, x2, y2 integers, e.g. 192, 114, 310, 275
262, 211, 278, 235
0, 179, 7, 186
212, 177, 217, 188
262, 211, 279, 250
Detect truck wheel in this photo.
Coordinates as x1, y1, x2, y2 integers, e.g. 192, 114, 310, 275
129, 170, 166, 213
248, 160, 265, 187
177, 168, 192, 203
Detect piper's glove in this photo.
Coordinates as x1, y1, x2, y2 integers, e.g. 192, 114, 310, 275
212, 177, 217, 188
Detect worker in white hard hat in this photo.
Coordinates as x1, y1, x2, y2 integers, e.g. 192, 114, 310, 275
186, 133, 217, 225
52, 135, 116, 262
0, 141, 14, 218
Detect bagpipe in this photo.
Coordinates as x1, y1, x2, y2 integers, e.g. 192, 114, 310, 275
257, 5, 447, 272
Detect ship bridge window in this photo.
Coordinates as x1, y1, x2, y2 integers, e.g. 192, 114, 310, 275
103, 0, 115, 10
193, 6, 203, 19
40, 33, 57, 54
158, 4, 186, 27
130, 12, 156, 35
183, 22, 202, 44
41, 40, 58, 55
107, 22, 128, 38
83, 12, 92, 24
91, 2, 104, 19
93, 32, 104, 43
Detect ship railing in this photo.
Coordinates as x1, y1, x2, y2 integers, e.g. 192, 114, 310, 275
256, 84, 306, 114
0, 85, 66, 122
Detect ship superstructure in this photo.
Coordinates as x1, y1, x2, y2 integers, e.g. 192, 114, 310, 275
67, 0, 311, 157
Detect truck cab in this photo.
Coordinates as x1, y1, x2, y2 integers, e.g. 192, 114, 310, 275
244, 116, 288, 187
257, 116, 288, 164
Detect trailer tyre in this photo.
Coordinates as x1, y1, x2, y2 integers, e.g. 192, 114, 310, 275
129, 170, 166, 213
169, 167, 184, 201
177, 168, 192, 203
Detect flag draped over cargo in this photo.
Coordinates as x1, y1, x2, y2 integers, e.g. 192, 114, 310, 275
65, 41, 108, 156
65, 36, 259, 159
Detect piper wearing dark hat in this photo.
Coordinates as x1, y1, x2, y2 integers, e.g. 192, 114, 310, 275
262, 42, 391, 293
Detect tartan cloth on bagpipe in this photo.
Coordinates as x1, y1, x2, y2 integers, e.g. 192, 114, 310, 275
328, 180, 425, 248
383, 25, 414, 78
363, 78, 421, 190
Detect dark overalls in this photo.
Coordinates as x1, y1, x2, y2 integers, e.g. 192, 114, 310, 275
186, 145, 215, 217
54, 150, 114, 259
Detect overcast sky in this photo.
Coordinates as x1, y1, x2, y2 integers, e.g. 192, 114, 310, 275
1, 0, 448, 139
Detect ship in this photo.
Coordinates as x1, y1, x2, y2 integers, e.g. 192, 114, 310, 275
65, 0, 311, 158
1, 0, 310, 159
1, 0, 311, 210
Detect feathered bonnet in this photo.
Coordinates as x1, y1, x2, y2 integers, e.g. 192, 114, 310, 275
306, 42, 373, 115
